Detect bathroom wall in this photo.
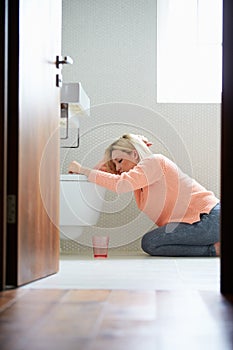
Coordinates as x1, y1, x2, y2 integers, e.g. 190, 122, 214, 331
60, 0, 221, 254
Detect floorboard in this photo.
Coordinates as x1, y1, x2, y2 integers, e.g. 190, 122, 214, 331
0, 289, 233, 350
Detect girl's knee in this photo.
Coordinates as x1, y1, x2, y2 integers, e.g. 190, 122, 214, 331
141, 233, 158, 256
141, 234, 150, 254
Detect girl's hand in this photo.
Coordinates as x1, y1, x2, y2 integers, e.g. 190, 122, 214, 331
94, 160, 108, 171
68, 161, 82, 174
138, 135, 153, 147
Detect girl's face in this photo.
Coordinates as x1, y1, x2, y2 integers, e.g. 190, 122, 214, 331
111, 150, 139, 174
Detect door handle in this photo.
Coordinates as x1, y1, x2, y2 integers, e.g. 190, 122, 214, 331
56, 55, 73, 68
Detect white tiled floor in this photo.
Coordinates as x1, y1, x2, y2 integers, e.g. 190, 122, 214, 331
22, 253, 220, 291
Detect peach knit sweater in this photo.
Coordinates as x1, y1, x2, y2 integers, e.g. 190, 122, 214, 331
88, 154, 219, 226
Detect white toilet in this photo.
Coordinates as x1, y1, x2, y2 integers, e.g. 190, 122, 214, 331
60, 174, 106, 240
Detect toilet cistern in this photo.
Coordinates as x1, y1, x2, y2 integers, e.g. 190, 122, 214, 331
60, 82, 90, 148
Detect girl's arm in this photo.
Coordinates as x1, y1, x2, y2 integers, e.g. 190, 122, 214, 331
69, 156, 162, 194
68, 159, 116, 176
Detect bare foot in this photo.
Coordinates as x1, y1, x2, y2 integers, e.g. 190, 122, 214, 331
214, 242, 220, 256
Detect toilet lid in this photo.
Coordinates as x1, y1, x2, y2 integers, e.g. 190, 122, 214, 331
60, 174, 88, 181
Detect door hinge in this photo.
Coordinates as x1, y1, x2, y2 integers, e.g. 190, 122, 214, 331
7, 195, 16, 224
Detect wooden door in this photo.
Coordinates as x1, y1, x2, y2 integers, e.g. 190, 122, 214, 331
6, 0, 61, 287
0, 0, 8, 290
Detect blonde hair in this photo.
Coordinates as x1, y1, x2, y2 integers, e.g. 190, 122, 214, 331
104, 133, 152, 173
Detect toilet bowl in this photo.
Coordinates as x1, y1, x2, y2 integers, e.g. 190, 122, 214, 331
60, 174, 106, 240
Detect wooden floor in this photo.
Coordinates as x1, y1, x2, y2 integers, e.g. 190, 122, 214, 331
0, 288, 233, 350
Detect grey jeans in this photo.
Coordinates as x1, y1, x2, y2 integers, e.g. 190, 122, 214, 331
141, 203, 220, 257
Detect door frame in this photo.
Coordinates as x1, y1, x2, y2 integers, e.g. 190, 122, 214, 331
5, 0, 19, 287
220, 0, 233, 294
0, 0, 8, 291
1, 0, 233, 293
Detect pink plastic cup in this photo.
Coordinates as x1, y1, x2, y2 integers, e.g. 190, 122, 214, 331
92, 235, 109, 258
